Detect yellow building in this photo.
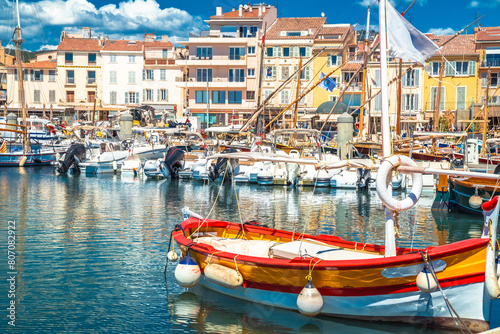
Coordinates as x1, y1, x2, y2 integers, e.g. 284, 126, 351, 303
423, 34, 479, 130
312, 24, 355, 108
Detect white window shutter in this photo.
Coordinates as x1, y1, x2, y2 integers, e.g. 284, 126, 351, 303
415, 94, 419, 110
430, 87, 436, 110
306, 67, 310, 80
294, 46, 299, 57
428, 62, 433, 74
166, 89, 169, 102
306, 47, 311, 57
374, 69, 380, 87
337, 54, 341, 66
143, 89, 146, 101
402, 73, 407, 87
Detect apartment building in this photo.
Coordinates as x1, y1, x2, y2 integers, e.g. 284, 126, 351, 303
423, 34, 479, 129
475, 26, 500, 120
178, 4, 277, 126
312, 24, 355, 108
0, 43, 15, 108
261, 17, 325, 126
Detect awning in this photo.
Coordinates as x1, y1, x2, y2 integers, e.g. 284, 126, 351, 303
300, 114, 339, 122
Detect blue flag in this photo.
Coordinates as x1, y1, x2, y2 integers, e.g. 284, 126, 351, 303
266, 67, 272, 78
318, 72, 337, 92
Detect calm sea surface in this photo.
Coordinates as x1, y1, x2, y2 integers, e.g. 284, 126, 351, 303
0, 167, 498, 333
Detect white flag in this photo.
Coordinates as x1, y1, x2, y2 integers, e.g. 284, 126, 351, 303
386, 1, 439, 66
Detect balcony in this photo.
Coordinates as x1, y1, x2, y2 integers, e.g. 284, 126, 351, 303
184, 55, 246, 66
189, 30, 256, 39
481, 60, 500, 68
144, 59, 176, 66
176, 77, 246, 88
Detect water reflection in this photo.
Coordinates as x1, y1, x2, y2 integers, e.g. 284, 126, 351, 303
0, 167, 492, 333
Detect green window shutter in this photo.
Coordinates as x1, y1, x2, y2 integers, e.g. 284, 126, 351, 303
142, 69, 146, 80
374, 69, 380, 87
374, 94, 381, 111
469, 61, 476, 76
157, 89, 160, 101
415, 94, 419, 110
445, 61, 453, 76
327, 55, 331, 67
143, 89, 146, 101
151, 69, 154, 81
440, 87, 445, 110
294, 46, 299, 57
430, 87, 436, 110
305, 67, 310, 80
457, 87, 466, 109
401, 93, 406, 111
415, 69, 420, 86
277, 47, 282, 57
428, 62, 433, 74
402, 72, 407, 87
337, 54, 341, 66
125, 92, 129, 104
306, 46, 311, 57
272, 66, 276, 78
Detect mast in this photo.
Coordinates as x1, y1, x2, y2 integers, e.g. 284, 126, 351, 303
13, 0, 29, 154
293, 57, 302, 129
358, 7, 370, 137
481, 66, 491, 156
433, 57, 445, 131
256, 22, 267, 107
379, 0, 396, 258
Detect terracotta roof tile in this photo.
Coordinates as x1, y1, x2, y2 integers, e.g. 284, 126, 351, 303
8, 60, 57, 69
57, 38, 103, 51
343, 62, 362, 70
426, 34, 477, 56
476, 27, 500, 42
316, 26, 352, 41
209, 6, 273, 19
144, 41, 174, 48
103, 40, 143, 51
266, 17, 327, 40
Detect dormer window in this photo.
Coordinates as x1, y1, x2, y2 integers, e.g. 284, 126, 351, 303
285, 31, 302, 37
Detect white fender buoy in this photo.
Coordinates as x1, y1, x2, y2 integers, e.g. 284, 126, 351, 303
482, 196, 500, 299
416, 268, 437, 293
376, 155, 423, 212
174, 252, 201, 288
296, 280, 323, 317
56, 152, 60, 161
204, 263, 243, 289
167, 250, 178, 262
112, 160, 118, 172
469, 188, 483, 209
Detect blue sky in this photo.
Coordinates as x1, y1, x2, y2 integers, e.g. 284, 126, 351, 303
0, 0, 498, 51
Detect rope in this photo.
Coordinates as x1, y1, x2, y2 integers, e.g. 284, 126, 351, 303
233, 254, 241, 278
305, 257, 321, 281
206, 251, 224, 265
187, 163, 229, 239
229, 161, 246, 239
419, 251, 472, 334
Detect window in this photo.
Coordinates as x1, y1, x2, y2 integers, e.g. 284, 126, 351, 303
246, 91, 255, 100
212, 91, 225, 104
299, 47, 310, 57
298, 90, 307, 105
65, 53, 73, 64
110, 71, 117, 84
110, 91, 117, 104
34, 90, 41, 103
247, 46, 256, 55
295, 66, 310, 80
374, 94, 381, 111
128, 71, 136, 84
196, 47, 212, 60
280, 90, 289, 104
228, 91, 242, 104
429, 62, 441, 76
281, 66, 290, 80
283, 47, 290, 57
48, 70, 55, 82
33, 70, 43, 81
87, 71, 96, 84
159, 89, 168, 101
144, 69, 154, 81
229, 47, 245, 60
196, 90, 207, 103
492, 73, 499, 87
144, 89, 153, 102
263, 90, 272, 101
249, 26, 258, 38
88, 91, 96, 103
456, 61, 468, 76
486, 54, 500, 67
162, 49, 169, 58
329, 96, 337, 102
110, 55, 117, 63
160, 69, 166, 80
67, 70, 74, 84
196, 69, 212, 82
247, 69, 255, 77
328, 54, 341, 67
401, 93, 419, 111
430, 87, 445, 110
403, 69, 420, 87
456, 87, 466, 110
66, 91, 74, 103
88, 53, 96, 64
125, 92, 138, 104
265, 66, 276, 79
373, 69, 380, 87
266, 47, 273, 57
229, 69, 245, 82
128, 55, 135, 63
343, 72, 357, 83
49, 90, 55, 103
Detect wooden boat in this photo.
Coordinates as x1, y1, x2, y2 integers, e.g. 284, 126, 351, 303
449, 175, 500, 215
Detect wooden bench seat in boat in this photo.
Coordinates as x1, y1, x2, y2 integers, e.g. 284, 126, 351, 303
194, 237, 382, 260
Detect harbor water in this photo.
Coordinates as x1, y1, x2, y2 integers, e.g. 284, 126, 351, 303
0, 167, 498, 333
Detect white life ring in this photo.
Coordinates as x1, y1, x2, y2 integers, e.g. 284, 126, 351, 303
376, 155, 422, 212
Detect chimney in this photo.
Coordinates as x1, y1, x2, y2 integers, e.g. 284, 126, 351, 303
232, 7, 235, 11
82, 27, 91, 38
162, 35, 169, 42
249, 4, 252, 12
216, 6, 222, 16
262, 4, 266, 13
258, 6, 262, 16
239, 4, 243, 17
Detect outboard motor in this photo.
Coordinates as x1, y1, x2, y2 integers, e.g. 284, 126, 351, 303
56, 143, 86, 174
164, 147, 185, 179
356, 168, 372, 190
208, 148, 239, 182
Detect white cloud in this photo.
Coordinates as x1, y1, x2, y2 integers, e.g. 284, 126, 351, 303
38, 44, 58, 50
0, 0, 205, 49
470, 1, 479, 7
427, 27, 456, 35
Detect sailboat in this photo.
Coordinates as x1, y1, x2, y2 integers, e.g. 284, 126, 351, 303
168, 2, 500, 332
0, 0, 64, 167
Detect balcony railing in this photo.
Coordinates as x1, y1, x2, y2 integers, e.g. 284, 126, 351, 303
188, 30, 253, 38
187, 55, 246, 61
144, 59, 176, 65
481, 60, 500, 67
